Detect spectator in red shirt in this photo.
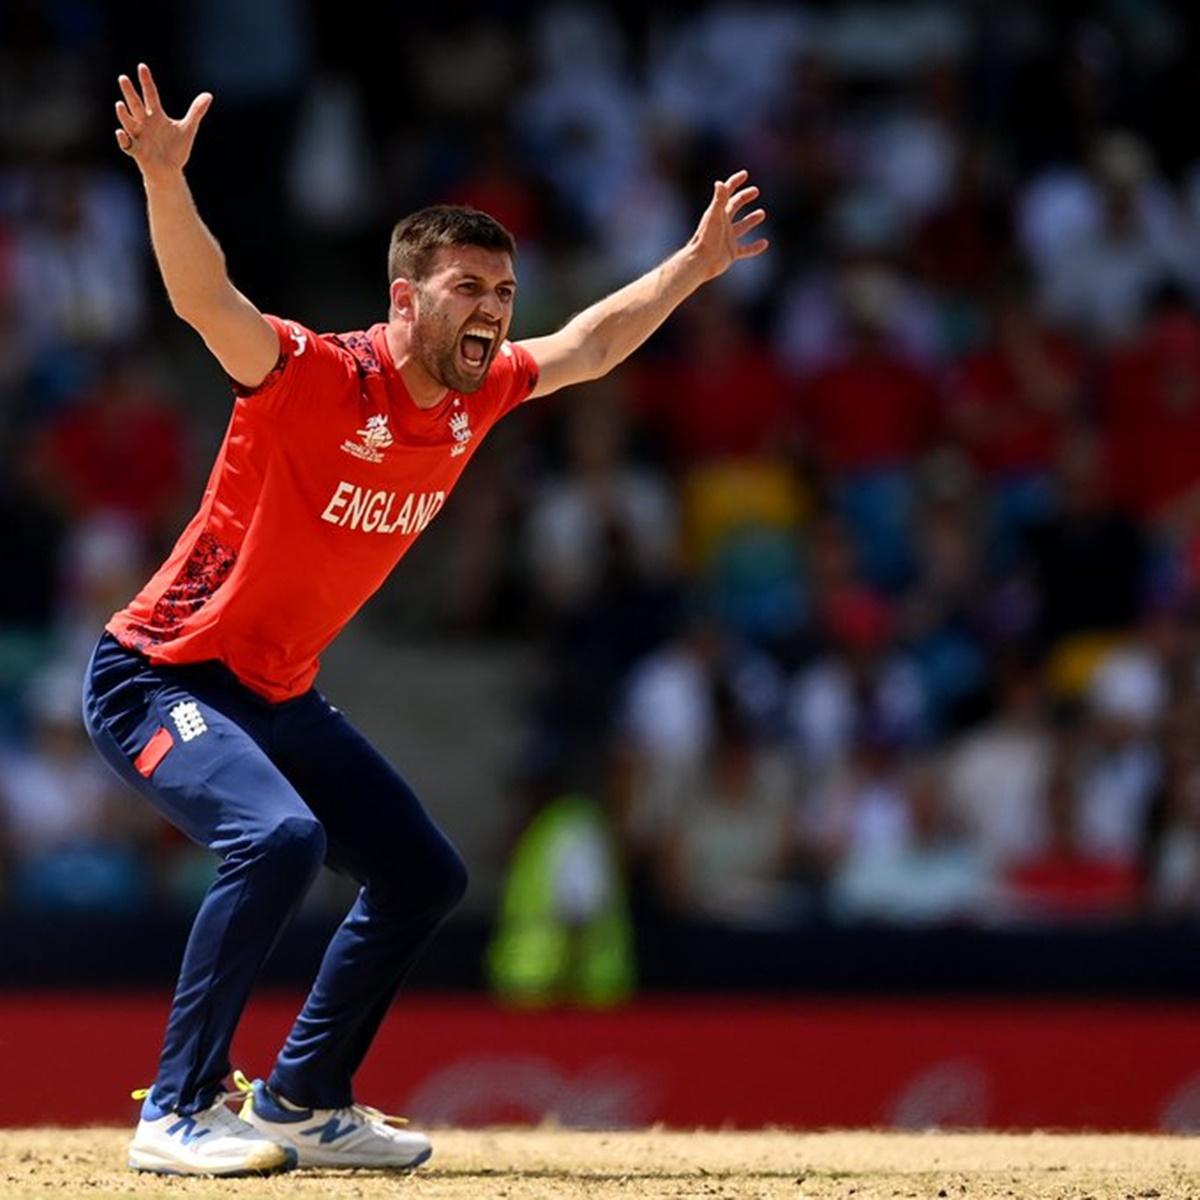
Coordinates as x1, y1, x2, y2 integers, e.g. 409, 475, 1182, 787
948, 284, 1082, 483
1102, 291, 1200, 530
802, 268, 940, 475
800, 270, 941, 589
631, 289, 792, 468
33, 354, 189, 539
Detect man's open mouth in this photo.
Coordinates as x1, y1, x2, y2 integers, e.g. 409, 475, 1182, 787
459, 324, 497, 368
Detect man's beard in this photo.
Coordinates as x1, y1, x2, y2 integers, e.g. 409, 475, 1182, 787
412, 304, 490, 395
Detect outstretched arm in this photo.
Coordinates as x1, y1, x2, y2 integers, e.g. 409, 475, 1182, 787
115, 63, 278, 388
518, 170, 767, 400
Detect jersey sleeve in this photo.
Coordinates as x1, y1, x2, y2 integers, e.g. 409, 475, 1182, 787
490, 340, 541, 420
229, 315, 351, 418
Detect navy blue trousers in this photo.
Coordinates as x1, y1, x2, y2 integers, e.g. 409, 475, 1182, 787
82, 633, 467, 1115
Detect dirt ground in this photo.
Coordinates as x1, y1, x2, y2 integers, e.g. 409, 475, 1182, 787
2, 1127, 1199, 1199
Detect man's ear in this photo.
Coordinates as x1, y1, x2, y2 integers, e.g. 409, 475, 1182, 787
390, 278, 417, 320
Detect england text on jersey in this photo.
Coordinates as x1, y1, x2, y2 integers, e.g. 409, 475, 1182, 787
320, 483, 445, 535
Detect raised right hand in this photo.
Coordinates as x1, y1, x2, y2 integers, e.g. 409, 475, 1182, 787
115, 63, 212, 179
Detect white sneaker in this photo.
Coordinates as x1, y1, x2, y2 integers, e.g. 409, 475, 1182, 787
236, 1074, 433, 1170
128, 1088, 298, 1176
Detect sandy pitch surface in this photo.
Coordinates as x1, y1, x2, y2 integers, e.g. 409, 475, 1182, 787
2, 1128, 1199, 1199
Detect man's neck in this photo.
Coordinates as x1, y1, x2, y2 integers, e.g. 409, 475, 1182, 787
384, 321, 449, 410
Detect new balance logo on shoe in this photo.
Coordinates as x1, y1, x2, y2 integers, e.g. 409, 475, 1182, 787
170, 702, 208, 742
237, 1075, 431, 1169
301, 1116, 359, 1144
166, 1117, 211, 1145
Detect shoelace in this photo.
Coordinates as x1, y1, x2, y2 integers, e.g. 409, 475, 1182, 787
131, 1085, 234, 1108
130, 1085, 252, 1133
344, 1102, 411, 1131
231, 1069, 410, 1128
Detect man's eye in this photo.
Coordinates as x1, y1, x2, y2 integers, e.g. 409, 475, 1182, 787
458, 283, 477, 294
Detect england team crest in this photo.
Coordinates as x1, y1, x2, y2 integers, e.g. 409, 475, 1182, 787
449, 409, 473, 457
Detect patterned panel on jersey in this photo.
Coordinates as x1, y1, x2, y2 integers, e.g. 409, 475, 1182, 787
229, 347, 288, 398
329, 331, 381, 378
140, 532, 239, 643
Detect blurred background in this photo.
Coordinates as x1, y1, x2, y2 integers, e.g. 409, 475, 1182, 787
6, 0, 1200, 1130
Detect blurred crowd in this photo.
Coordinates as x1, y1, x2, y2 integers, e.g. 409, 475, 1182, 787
6, 2, 1200, 936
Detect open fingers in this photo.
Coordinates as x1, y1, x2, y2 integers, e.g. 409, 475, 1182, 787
182, 92, 214, 132
736, 236, 769, 260
723, 168, 749, 192
117, 74, 145, 119
115, 100, 141, 137
733, 209, 766, 239
137, 63, 161, 114
114, 128, 135, 155
726, 185, 759, 216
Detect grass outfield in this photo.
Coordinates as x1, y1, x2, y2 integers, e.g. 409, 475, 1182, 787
2, 1128, 1200, 1198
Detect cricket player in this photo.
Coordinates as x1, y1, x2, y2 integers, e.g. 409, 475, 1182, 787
83, 63, 767, 1176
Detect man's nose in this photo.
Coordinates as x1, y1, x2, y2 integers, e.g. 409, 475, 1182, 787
476, 296, 503, 321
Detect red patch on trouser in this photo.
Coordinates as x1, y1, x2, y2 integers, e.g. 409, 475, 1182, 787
134, 726, 174, 778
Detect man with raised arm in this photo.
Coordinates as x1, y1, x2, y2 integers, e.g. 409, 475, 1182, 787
84, 63, 768, 1177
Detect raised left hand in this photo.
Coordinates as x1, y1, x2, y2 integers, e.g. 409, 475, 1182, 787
688, 169, 768, 281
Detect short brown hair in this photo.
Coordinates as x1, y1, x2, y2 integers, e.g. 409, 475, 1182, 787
387, 205, 517, 285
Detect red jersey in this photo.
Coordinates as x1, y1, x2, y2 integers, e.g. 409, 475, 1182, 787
108, 316, 539, 701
